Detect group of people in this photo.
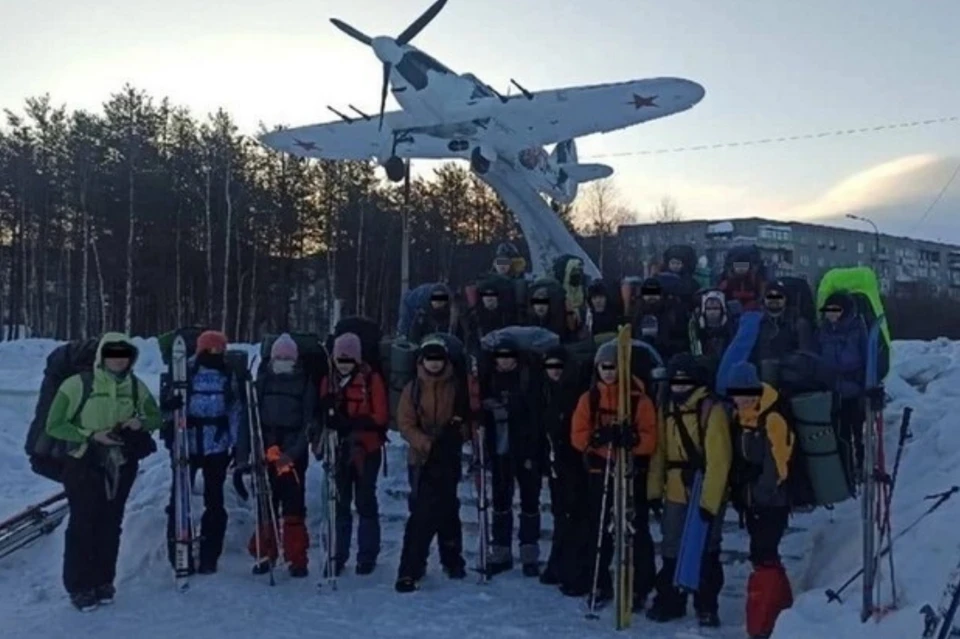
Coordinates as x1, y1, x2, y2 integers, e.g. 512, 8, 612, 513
37, 242, 874, 639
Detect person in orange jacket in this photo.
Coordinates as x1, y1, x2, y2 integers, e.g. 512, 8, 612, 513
316, 332, 389, 576
571, 340, 658, 608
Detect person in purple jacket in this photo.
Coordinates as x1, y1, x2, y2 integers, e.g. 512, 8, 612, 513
817, 293, 868, 483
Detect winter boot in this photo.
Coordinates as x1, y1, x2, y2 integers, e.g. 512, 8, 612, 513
444, 563, 467, 580
70, 590, 99, 612
289, 565, 309, 578
94, 584, 115, 605
395, 576, 418, 593
698, 611, 721, 627
282, 515, 309, 576
356, 562, 376, 576
647, 558, 686, 622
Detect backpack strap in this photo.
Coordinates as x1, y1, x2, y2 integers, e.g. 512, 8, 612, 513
669, 395, 715, 472
71, 371, 95, 424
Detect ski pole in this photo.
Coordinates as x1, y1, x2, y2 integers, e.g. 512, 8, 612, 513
873, 406, 912, 610
826, 485, 958, 604
586, 443, 614, 620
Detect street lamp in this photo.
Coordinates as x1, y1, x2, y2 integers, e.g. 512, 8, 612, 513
846, 213, 881, 261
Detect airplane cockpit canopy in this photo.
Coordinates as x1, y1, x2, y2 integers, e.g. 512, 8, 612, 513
396, 50, 454, 90
462, 73, 496, 99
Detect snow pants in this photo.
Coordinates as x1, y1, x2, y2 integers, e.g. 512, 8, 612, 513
653, 499, 727, 616
247, 453, 309, 569
61, 453, 139, 596
164, 451, 230, 568
583, 467, 656, 599
545, 455, 589, 589
746, 507, 793, 638
490, 454, 540, 566
397, 456, 464, 580
335, 447, 382, 566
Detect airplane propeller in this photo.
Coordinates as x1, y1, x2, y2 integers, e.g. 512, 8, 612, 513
330, 0, 449, 131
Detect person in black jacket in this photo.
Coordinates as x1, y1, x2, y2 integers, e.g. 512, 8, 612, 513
633, 278, 688, 361
750, 281, 814, 368
236, 333, 318, 578
586, 280, 621, 337
481, 337, 542, 577
538, 345, 591, 594
464, 279, 513, 353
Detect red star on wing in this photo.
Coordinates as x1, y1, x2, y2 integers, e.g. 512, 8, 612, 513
628, 94, 658, 109
293, 138, 319, 151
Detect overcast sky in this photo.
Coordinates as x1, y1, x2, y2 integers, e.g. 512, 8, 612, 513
3, 0, 958, 240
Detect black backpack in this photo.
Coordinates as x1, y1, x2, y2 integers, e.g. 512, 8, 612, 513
328, 316, 384, 375
24, 338, 140, 482
778, 276, 816, 326
758, 397, 817, 510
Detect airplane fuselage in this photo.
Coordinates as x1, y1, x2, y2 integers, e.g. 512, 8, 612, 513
378, 41, 580, 202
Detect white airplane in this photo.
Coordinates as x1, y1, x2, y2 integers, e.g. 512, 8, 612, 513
258, 0, 705, 279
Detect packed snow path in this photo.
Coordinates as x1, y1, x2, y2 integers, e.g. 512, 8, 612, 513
1, 338, 958, 639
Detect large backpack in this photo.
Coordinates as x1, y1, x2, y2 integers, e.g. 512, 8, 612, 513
756, 397, 818, 510
24, 338, 140, 482
663, 245, 698, 277
397, 283, 439, 337
328, 316, 383, 375
816, 267, 890, 382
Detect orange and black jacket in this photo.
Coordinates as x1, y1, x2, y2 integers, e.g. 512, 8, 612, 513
570, 376, 657, 472
318, 366, 389, 454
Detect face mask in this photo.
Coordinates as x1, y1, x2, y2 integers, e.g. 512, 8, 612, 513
271, 359, 296, 375
197, 352, 225, 370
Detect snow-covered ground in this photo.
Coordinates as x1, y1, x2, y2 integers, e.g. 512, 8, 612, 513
0, 338, 957, 639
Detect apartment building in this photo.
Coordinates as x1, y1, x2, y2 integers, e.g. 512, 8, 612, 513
617, 217, 960, 297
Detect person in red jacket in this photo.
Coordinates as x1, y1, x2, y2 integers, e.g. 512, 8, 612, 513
317, 332, 389, 576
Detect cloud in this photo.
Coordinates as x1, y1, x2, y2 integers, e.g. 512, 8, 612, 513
784, 154, 960, 243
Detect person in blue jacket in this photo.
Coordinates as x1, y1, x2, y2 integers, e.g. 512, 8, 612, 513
161, 330, 244, 575
816, 293, 868, 483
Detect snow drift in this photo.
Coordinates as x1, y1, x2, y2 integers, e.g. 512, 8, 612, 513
0, 337, 957, 639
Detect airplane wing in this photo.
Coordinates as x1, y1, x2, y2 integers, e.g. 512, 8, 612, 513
258, 111, 457, 161
478, 165, 601, 280
483, 77, 704, 147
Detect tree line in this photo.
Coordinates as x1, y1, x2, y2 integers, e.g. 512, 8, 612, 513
1, 85, 591, 341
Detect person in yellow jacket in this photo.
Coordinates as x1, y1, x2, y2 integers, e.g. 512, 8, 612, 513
726, 361, 795, 639
646, 354, 732, 628
45, 333, 161, 612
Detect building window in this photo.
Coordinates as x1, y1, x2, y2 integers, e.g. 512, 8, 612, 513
641, 234, 649, 247
800, 255, 809, 266
858, 241, 864, 254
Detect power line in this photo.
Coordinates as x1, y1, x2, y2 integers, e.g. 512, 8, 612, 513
909, 159, 960, 233
584, 115, 959, 159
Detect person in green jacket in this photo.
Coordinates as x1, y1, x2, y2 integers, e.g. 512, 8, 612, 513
45, 332, 161, 612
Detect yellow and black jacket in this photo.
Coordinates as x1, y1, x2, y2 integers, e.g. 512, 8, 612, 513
731, 384, 794, 509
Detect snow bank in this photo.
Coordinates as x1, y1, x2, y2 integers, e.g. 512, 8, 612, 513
774, 339, 960, 638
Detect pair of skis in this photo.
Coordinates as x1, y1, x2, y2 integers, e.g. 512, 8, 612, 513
586, 325, 635, 629
470, 353, 490, 584
171, 336, 201, 591
317, 426, 340, 592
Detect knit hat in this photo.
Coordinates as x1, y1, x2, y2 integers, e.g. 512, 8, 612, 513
420, 336, 448, 360
270, 333, 299, 361
726, 361, 763, 396
332, 332, 362, 362
196, 330, 228, 354
594, 341, 617, 365
543, 345, 568, 364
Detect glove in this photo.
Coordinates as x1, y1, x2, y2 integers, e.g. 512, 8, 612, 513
699, 507, 714, 524
648, 498, 663, 521
160, 394, 184, 412
590, 428, 616, 447
619, 424, 639, 449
